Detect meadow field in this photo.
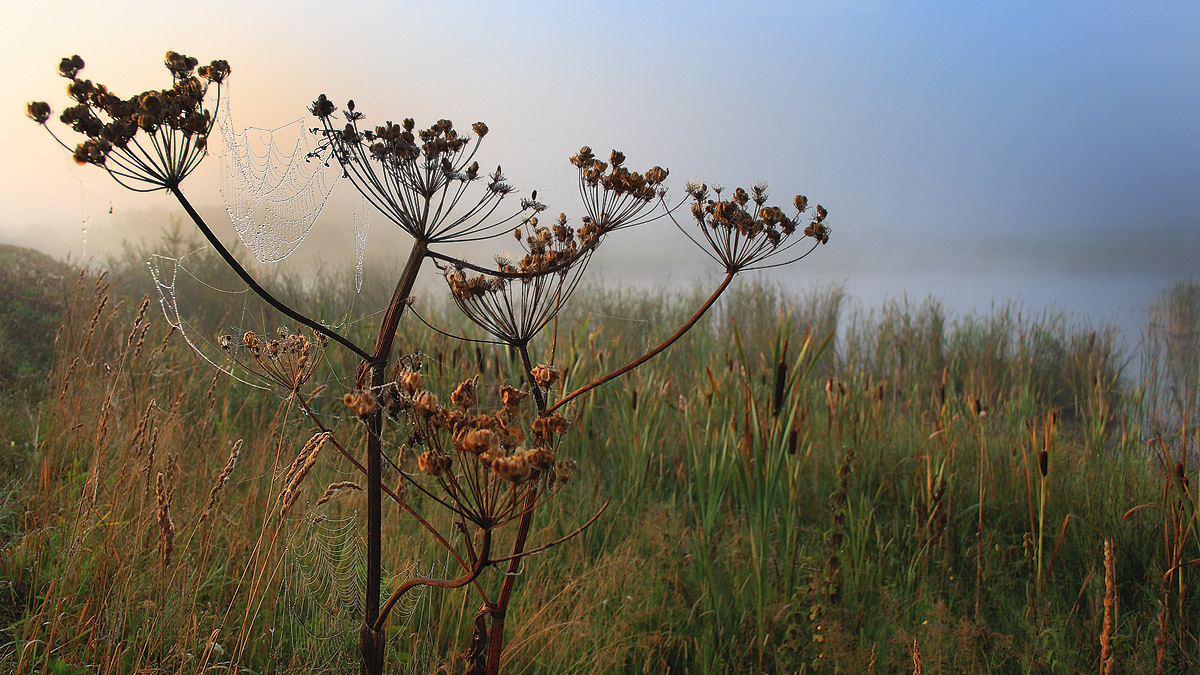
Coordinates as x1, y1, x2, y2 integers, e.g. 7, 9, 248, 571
1, 241, 1197, 674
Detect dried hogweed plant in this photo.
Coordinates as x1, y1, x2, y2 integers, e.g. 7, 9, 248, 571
32, 53, 831, 674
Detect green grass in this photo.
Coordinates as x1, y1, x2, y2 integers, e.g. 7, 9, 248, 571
1, 244, 1197, 673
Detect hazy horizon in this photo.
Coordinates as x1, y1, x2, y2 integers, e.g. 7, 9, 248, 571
5, 1, 1198, 344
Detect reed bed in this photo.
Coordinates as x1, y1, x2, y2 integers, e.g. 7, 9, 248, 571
1, 249, 1197, 673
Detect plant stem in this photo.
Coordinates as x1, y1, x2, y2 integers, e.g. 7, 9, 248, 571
485, 489, 538, 675
362, 239, 430, 675
169, 187, 372, 361
545, 271, 734, 415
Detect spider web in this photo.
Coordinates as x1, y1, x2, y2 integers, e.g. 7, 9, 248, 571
278, 512, 441, 673
216, 84, 339, 265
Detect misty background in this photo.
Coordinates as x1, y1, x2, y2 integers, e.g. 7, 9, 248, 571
4, 1, 1198, 348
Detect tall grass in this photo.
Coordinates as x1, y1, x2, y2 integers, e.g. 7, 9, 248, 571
1, 247, 1197, 673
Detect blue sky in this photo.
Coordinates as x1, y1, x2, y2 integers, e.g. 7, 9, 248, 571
4, 1, 1198, 331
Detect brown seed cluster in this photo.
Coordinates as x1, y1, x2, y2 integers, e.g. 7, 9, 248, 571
530, 364, 558, 388
445, 212, 596, 345
682, 182, 830, 272
219, 327, 328, 393
29, 52, 229, 189
382, 365, 574, 527
309, 97, 513, 242
571, 147, 669, 234
571, 147, 667, 204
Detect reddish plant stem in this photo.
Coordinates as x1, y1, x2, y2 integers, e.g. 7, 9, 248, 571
485, 489, 538, 675
374, 529, 492, 633
545, 271, 734, 415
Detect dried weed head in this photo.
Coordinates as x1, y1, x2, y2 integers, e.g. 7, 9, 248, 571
29, 52, 229, 190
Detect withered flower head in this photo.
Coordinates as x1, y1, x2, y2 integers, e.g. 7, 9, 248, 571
27, 101, 52, 124
418, 450, 452, 477
58, 55, 85, 79
445, 211, 594, 345
197, 59, 231, 84
570, 147, 667, 235
33, 52, 228, 190
674, 181, 831, 272
309, 102, 529, 243
310, 93, 336, 118
530, 364, 558, 387
450, 376, 478, 409
499, 385, 527, 410
343, 389, 378, 416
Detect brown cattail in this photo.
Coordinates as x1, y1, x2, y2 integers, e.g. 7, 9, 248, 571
197, 439, 242, 526
1100, 539, 1116, 675
155, 471, 175, 566
1038, 449, 1049, 477
772, 354, 788, 418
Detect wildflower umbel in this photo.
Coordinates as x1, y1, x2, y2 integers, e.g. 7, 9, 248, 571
218, 327, 328, 393
571, 146, 669, 233
444, 213, 594, 346
27, 52, 229, 191
381, 365, 573, 529
673, 182, 830, 272
32, 52, 833, 675
310, 97, 530, 244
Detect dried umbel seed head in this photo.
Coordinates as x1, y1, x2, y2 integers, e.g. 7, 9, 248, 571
35, 52, 227, 189
310, 93, 336, 118
413, 390, 439, 417
196, 59, 230, 84
399, 369, 424, 394
491, 453, 532, 483
530, 364, 558, 387
343, 389, 378, 416
457, 428, 498, 456
59, 54, 85, 79
499, 385, 527, 411
418, 450, 452, 477
450, 377, 478, 409
526, 446, 555, 471
569, 147, 668, 233
678, 181, 830, 272
555, 457, 579, 483
530, 414, 569, 439
27, 101, 52, 124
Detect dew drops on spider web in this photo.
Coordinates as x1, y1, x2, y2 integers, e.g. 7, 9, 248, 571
277, 511, 440, 673
354, 194, 371, 293
216, 84, 338, 265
